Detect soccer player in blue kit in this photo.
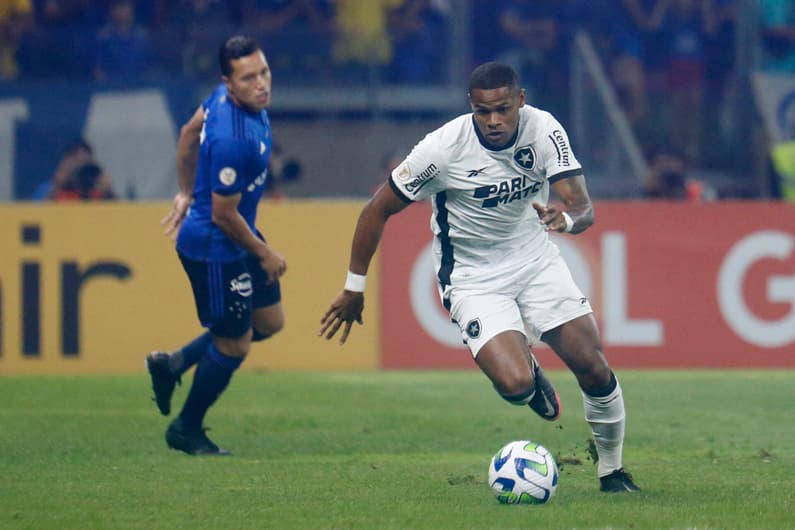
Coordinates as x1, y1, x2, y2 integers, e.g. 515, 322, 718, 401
146, 35, 287, 455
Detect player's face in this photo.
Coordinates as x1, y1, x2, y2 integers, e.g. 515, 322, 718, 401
224, 50, 272, 112
469, 86, 525, 148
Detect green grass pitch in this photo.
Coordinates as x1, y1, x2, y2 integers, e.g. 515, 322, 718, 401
1, 370, 793, 529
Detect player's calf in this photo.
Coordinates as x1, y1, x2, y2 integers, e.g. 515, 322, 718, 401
527, 354, 561, 421
146, 351, 182, 416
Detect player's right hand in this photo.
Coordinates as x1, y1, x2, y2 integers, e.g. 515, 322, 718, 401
318, 291, 364, 345
161, 192, 192, 241
259, 248, 287, 284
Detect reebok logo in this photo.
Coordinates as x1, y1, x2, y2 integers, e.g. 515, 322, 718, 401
466, 167, 487, 178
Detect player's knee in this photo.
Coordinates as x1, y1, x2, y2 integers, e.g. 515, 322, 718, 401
252, 319, 284, 342
493, 373, 534, 404
215, 335, 251, 359
251, 330, 270, 342
498, 386, 536, 406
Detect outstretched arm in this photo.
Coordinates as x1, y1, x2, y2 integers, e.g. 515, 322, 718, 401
319, 182, 410, 344
162, 106, 204, 239
533, 174, 594, 234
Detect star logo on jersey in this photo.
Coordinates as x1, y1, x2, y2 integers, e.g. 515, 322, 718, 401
465, 318, 482, 339
513, 145, 536, 170
466, 167, 488, 178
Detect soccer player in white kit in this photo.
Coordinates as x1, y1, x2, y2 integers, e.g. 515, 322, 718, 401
319, 62, 639, 493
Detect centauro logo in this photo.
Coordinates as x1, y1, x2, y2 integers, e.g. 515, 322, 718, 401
549, 129, 570, 166
473, 175, 543, 208
404, 163, 439, 195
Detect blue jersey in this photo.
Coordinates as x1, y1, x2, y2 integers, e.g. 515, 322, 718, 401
177, 84, 272, 261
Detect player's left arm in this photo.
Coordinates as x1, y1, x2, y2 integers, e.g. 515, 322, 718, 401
533, 174, 594, 234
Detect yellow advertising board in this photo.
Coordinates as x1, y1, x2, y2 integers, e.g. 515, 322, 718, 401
0, 200, 378, 374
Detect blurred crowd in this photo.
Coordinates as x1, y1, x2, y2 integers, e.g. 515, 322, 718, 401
3, 0, 795, 200
0, 0, 450, 84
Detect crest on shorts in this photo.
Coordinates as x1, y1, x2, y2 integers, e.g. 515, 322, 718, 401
465, 318, 482, 339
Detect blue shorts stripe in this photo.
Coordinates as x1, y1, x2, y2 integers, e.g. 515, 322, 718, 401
209, 262, 223, 319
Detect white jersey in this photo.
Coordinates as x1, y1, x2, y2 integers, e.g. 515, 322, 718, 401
389, 104, 583, 292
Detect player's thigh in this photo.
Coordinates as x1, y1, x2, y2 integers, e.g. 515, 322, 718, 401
450, 291, 526, 358
252, 302, 285, 336
178, 253, 253, 343
517, 253, 592, 344
474, 330, 534, 394
247, 250, 282, 308
246, 250, 284, 336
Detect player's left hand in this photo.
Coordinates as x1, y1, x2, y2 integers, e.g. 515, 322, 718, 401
532, 201, 568, 232
318, 291, 364, 345
161, 192, 192, 240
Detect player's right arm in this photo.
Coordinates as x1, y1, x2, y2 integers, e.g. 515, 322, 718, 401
320, 129, 446, 344
319, 183, 409, 344
212, 192, 287, 282
162, 105, 205, 238
210, 137, 286, 282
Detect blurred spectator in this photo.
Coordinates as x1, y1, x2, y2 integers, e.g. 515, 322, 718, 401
332, 0, 403, 81
171, 0, 236, 79
16, 0, 97, 79
581, 0, 652, 126
240, 0, 334, 80
759, 0, 795, 72
262, 141, 303, 199
647, 0, 717, 166
0, 0, 34, 79
643, 146, 712, 201
32, 138, 116, 201
493, 0, 573, 118
53, 161, 117, 200
702, 0, 736, 167
94, 0, 154, 81
385, 0, 448, 84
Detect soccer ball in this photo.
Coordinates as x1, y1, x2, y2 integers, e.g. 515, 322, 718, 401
488, 440, 559, 504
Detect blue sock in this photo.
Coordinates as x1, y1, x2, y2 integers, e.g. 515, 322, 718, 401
179, 344, 243, 431
174, 332, 213, 376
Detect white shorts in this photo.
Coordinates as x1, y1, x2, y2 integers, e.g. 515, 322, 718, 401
446, 247, 592, 357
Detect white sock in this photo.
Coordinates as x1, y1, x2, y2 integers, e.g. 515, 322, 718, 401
582, 379, 626, 477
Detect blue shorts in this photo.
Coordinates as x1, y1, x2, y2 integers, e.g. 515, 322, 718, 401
178, 251, 282, 339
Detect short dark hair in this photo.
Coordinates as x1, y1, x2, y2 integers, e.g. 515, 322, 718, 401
468, 62, 519, 94
219, 35, 261, 77
63, 138, 92, 157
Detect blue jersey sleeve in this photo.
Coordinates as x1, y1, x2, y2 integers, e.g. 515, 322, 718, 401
209, 137, 250, 196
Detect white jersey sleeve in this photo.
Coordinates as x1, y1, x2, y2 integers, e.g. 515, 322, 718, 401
388, 129, 448, 202
534, 113, 583, 183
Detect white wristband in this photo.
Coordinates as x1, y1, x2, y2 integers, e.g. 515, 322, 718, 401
344, 271, 367, 292
561, 211, 574, 233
